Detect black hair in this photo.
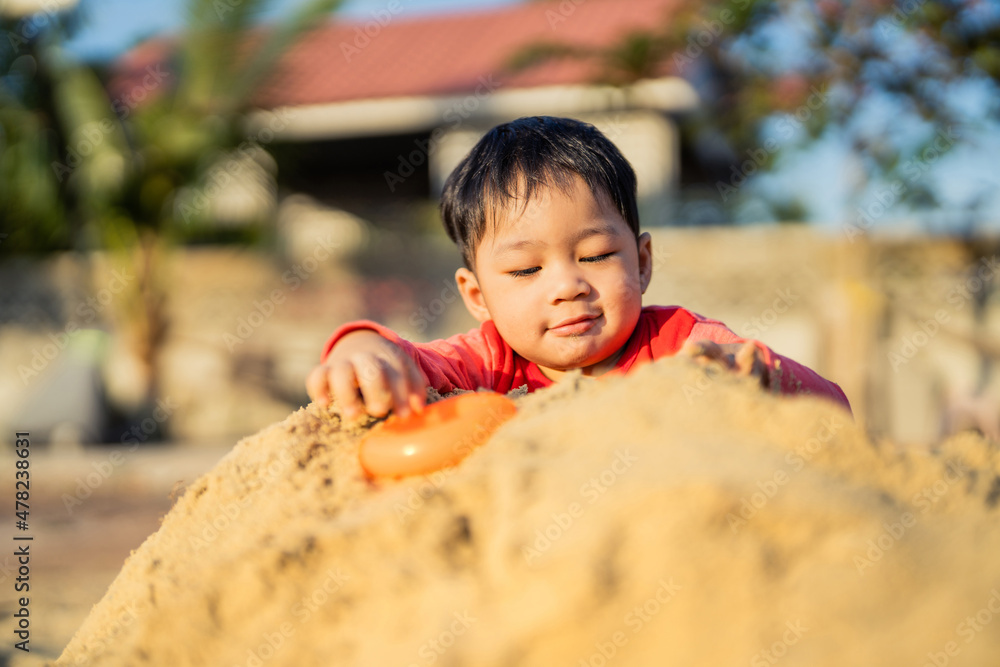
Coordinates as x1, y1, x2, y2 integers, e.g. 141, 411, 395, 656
440, 116, 640, 270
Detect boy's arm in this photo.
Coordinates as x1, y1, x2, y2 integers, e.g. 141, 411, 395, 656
320, 320, 504, 396
685, 315, 853, 416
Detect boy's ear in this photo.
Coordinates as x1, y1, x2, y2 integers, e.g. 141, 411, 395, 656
455, 267, 492, 323
638, 232, 653, 294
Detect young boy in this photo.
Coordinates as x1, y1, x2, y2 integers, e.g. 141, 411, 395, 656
307, 116, 852, 420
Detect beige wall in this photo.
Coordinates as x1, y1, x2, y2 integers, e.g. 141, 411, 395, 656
2, 227, 997, 446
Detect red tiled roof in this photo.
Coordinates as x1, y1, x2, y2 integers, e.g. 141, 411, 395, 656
113, 0, 681, 109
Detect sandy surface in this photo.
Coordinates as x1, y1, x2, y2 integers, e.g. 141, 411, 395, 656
0, 443, 231, 666
55, 356, 1000, 666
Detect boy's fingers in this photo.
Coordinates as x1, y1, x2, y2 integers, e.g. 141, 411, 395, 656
681, 340, 731, 367
331, 361, 366, 421
353, 356, 394, 418
735, 341, 771, 388
375, 350, 425, 417
409, 392, 425, 415
681, 339, 716, 357
382, 362, 415, 418
404, 361, 427, 413
683, 339, 768, 387
306, 365, 332, 406
678, 339, 702, 357
735, 341, 758, 375
373, 350, 419, 418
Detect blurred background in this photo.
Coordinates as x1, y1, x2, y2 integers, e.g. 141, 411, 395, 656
0, 0, 998, 661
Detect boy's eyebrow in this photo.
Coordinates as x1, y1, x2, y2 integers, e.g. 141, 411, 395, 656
492, 222, 622, 257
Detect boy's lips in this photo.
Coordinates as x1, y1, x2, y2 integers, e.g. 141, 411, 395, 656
549, 313, 601, 335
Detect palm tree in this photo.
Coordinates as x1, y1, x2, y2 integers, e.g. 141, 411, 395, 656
1, 0, 343, 435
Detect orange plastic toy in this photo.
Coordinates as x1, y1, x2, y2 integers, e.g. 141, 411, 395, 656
359, 392, 517, 478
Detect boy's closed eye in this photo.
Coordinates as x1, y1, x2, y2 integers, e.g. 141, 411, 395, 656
581, 252, 615, 263
507, 252, 617, 278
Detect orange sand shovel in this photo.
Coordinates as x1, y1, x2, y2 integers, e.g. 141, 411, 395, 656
359, 392, 517, 478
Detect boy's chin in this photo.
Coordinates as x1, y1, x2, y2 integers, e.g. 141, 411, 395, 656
548, 336, 617, 361
535, 350, 615, 374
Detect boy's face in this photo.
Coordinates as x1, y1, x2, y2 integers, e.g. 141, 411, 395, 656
455, 174, 652, 381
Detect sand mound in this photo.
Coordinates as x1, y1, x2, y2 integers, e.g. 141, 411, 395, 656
57, 358, 1000, 666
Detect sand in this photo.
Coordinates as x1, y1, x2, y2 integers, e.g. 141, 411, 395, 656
55, 356, 1000, 666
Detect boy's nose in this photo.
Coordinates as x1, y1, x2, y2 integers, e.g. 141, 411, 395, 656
549, 265, 592, 303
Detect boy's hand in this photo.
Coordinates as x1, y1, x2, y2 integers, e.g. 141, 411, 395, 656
307, 330, 427, 421
678, 339, 771, 390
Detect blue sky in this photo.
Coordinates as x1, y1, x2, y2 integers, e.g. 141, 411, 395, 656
64, 0, 522, 62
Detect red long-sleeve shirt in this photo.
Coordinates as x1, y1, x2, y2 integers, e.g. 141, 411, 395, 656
321, 305, 852, 415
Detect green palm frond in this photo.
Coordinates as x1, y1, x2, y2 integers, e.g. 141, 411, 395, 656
506, 41, 592, 73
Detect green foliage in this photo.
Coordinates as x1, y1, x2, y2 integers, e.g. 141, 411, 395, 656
0, 0, 343, 253
509, 0, 1000, 226
0, 0, 344, 414
0, 8, 78, 251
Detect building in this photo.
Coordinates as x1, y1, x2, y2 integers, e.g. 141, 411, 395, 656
111, 0, 696, 228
